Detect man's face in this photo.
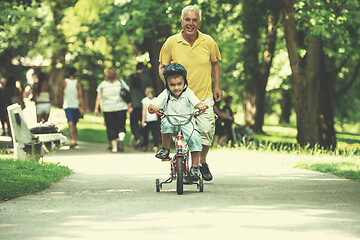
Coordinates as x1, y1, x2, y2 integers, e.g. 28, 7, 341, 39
167, 75, 185, 98
181, 10, 202, 38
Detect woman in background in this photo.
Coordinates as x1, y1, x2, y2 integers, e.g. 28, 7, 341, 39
32, 72, 54, 122
0, 78, 7, 135
2, 75, 24, 139
94, 68, 130, 152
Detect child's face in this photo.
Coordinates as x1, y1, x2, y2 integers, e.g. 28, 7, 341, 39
167, 75, 185, 98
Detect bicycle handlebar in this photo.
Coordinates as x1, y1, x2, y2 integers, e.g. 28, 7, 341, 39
149, 105, 208, 127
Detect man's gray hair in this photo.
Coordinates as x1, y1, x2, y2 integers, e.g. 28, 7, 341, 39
181, 5, 202, 21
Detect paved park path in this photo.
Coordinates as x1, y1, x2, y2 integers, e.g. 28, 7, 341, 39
1, 141, 360, 240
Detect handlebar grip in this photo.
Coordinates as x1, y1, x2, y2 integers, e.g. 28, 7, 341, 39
149, 108, 163, 116
198, 105, 209, 112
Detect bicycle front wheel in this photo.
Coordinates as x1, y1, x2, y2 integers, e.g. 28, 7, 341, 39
176, 156, 184, 195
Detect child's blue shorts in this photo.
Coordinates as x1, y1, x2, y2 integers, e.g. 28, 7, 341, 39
160, 118, 202, 152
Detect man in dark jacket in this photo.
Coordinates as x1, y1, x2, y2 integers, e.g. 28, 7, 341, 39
128, 62, 152, 147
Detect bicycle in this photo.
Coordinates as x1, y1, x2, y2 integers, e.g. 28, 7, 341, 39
151, 108, 207, 195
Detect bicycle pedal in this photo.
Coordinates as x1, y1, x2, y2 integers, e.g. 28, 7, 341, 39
161, 157, 171, 161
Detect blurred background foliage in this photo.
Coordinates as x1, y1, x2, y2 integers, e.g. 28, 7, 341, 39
0, 0, 359, 149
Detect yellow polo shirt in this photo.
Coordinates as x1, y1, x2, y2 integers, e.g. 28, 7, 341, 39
159, 31, 221, 101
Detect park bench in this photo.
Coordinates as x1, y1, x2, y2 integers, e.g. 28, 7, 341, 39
7, 103, 66, 161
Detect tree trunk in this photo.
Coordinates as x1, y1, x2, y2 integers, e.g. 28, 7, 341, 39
282, 0, 336, 149
255, 10, 280, 131
146, 35, 164, 95
244, 81, 257, 127
243, 3, 279, 133
49, 51, 66, 105
48, 2, 68, 105
280, 89, 292, 124
319, 55, 336, 149
86, 74, 97, 111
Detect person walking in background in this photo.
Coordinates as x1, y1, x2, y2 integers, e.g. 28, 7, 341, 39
0, 78, 7, 135
2, 75, 24, 140
158, 5, 222, 181
58, 67, 84, 149
213, 97, 234, 147
31, 72, 54, 123
94, 68, 130, 153
222, 95, 235, 146
127, 62, 152, 148
140, 87, 161, 152
214, 100, 227, 147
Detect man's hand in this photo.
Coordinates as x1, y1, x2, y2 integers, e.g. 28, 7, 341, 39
213, 87, 223, 102
211, 61, 222, 102
158, 63, 166, 85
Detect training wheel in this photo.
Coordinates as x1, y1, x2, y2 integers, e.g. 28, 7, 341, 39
199, 179, 204, 192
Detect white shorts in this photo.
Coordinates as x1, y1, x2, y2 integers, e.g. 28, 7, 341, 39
160, 118, 202, 152
195, 97, 216, 146
36, 103, 51, 115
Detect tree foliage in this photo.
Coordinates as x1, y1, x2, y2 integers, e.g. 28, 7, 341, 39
297, 0, 360, 121
0, 0, 359, 148
294, 0, 360, 124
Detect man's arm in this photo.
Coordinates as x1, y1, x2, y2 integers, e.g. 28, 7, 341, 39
141, 102, 147, 126
57, 81, 65, 108
76, 81, 84, 113
158, 63, 166, 85
212, 61, 222, 102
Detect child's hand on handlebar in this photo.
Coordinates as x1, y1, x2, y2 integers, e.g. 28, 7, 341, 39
148, 104, 161, 114
195, 103, 208, 114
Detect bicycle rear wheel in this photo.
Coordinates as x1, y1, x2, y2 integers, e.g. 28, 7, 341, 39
176, 156, 184, 195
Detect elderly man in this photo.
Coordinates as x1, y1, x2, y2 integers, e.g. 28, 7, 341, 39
159, 5, 222, 181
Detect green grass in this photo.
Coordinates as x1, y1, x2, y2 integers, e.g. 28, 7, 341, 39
252, 124, 360, 153
0, 157, 72, 202
295, 157, 360, 181
250, 125, 360, 181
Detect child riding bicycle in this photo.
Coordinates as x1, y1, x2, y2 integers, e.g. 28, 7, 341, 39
148, 63, 207, 181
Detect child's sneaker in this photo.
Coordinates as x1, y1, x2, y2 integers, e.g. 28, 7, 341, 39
155, 146, 170, 160
190, 165, 200, 181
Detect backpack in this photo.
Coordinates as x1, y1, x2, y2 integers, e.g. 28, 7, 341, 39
30, 122, 60, 134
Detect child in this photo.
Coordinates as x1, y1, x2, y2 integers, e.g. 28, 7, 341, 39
141, 87, 161, 152
148, 63, 207, 181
